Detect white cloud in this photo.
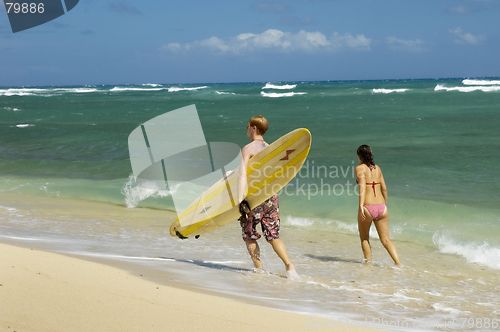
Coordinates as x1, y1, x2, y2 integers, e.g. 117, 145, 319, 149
449, 27, 486, 45
162, 29, 372, 54
199, 36, 230, 52
336, 32, 371, 49
386, 36, 425, 52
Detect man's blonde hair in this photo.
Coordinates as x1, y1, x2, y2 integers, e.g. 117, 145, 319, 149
248, 115, 268, 135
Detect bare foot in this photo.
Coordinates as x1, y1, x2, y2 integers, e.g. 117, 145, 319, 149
286, 269, 300, 281
252, 268, 266, 274
285, 263, 300, 280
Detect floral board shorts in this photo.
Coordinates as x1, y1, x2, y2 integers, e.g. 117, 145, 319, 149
239, 195, 280, 242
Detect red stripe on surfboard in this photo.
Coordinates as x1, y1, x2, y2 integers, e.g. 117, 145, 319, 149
280, 149, 295, 161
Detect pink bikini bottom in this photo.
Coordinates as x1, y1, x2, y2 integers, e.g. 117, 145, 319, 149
364, 203, 386, 220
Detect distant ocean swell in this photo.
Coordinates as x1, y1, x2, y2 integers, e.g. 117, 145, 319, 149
2, 78, 500, 273
2, 78, 500, 97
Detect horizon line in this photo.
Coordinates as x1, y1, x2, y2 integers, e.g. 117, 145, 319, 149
2, 76, 500, 89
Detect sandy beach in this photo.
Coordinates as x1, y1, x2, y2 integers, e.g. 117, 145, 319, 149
0, 243, 385, 332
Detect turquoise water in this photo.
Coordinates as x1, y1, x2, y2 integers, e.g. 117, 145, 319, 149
2, 80, 499, 237
1, 79, 500, 329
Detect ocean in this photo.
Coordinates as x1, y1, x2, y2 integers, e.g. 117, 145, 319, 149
1, 79, 499, 330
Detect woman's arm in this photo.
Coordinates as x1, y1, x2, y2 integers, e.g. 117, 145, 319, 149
355, 165, 366, 219
379, 168, 388, 203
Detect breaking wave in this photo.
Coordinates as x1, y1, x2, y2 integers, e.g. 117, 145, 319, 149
262, 83, 297, 90
462, 79, 500, 85
260, 91, 307, 98
433, 234, 500, 270
434, 84, 500, 92
372, 88, 409, 94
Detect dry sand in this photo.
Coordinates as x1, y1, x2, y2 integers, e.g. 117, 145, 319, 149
0, 243, 385, 332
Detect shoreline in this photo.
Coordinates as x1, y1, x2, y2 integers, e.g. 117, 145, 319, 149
0, 242, 385, 332
2, 190, 499, 330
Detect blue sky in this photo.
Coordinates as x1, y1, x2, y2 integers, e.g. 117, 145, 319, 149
1, 0, 499, 86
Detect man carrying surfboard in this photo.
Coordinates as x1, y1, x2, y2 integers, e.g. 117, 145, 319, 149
237, 116, 298, 279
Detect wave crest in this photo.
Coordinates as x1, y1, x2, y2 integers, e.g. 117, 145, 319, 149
262, 83, 297, 90
462, 79, 500, 85
168, 86, 208, 92
121, 175, 178, 208
0, 87, 98, 96
433, 233, 500, 270
435, 84, 500, 92
111, 87, 164, 92
260, 91, 306, 98
372, 88, 409, 94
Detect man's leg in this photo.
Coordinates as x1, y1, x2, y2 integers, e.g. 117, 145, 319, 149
268, 238, 295, 271
245, 240, 263, 269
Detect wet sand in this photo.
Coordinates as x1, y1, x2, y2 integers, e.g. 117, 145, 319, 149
0, 243, 385, 332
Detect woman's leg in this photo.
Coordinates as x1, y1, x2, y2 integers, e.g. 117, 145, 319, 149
373, 209, 401, 266
358, 207, 373, 262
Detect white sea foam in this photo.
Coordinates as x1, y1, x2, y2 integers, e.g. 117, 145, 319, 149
434, 84, 500, 92
0, 87, 98, 96
260, 91, 306, 98
121, 175, 179, 208
462, 79, 500, 85
15, 124, 34, 128
285, 216, 403, 241
2, 107, 21, 111
391, 291, 421, 302
215, 91, 236, 95
0, 235, 42, 241
334, 220, 389, 239
110, 87, 164, 92
334, 220, 358, 233
433, 234, 500, 270
372, 88, 409, 94
0, 88, 45, 96
431, 303, 464, 315
285, 215, 317, 227
168, 86, 208, 92
262, 83, 297, 90
202, 260, 246, 265
67, 252, 177, 262
55, 88, 98, 93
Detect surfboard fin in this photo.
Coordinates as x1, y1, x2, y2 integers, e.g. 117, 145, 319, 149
174, 228, 188, 240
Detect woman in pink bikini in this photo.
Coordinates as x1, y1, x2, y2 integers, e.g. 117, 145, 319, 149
355, 145, 401, 266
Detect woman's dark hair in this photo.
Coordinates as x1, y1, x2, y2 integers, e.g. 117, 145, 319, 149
357, 145, 375, 166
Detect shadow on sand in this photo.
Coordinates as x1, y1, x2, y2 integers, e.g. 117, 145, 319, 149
305, 254, 360, 264
158, 257, 253, 272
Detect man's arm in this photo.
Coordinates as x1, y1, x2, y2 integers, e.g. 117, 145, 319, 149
237, 145, 251, 203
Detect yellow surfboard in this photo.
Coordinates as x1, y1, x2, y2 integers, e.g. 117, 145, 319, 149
170, 128, 312, 239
